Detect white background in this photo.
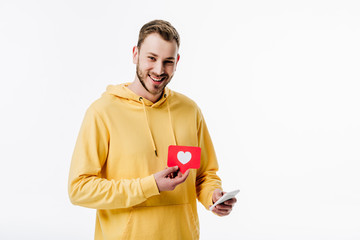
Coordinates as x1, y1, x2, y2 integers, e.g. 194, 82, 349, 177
1, 0, 359, 239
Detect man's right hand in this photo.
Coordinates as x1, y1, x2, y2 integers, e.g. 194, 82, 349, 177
154, 166, 190, 192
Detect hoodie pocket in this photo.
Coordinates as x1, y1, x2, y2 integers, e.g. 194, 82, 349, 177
122, 203, 199, 240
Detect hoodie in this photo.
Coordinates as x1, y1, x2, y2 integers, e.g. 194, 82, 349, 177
68, 83, 222, 240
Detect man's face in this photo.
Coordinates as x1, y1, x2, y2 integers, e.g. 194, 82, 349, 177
133, 33, 180, 97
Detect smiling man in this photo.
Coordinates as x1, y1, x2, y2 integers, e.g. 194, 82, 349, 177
129, 29, 179, 102
68, 20, 236, 240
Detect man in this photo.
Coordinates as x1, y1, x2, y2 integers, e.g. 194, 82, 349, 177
68, 20, 236, 240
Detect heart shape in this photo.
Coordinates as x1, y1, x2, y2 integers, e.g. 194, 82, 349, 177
177, 151, 192, 165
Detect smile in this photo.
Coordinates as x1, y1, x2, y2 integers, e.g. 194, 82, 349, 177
149, 74, 166, 82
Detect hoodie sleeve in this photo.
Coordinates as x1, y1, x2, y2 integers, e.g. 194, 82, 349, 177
195, 109, 223, 209
68, 106, 159, 210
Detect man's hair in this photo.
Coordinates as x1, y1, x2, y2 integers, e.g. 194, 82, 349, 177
137, 20, 180, 49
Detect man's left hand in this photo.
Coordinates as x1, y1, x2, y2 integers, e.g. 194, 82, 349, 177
209, 188, 237, 216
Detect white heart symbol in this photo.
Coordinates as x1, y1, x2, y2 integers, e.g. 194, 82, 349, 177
177, 151, 192, 165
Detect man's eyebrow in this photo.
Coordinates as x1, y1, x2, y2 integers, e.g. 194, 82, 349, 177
147, 52, 175, 60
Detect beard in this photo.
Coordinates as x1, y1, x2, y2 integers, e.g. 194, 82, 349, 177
136, 64, 172, 96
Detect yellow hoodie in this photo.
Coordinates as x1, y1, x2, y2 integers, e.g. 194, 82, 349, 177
68, 83, 222, 240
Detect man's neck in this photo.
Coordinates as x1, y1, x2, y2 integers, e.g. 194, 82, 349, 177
127, 80, 162, 103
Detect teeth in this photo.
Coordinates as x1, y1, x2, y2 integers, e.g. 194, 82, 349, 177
149, 75, 163, 82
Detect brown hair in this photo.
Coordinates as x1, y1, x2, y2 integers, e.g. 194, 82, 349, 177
137, 20, 180, 49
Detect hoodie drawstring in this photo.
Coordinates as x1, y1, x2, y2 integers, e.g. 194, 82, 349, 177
139, 97, 158, 157
139, 95, 177, 157
166, 97, 177, 145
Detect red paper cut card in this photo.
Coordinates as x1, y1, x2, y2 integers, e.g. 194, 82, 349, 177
167, 145, 201, 174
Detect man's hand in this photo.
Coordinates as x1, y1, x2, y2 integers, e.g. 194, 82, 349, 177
210, 188, 237, 216
154, 166, 190, 192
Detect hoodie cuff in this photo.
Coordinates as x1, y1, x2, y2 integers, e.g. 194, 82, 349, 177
207, 191, 215, 210
140, 175, 160, 198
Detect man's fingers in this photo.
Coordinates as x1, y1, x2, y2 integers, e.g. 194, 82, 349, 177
217, 190, 225, 197
214, 208, 231, 216
224, 197, 237, 206
212, 189, 225, 203
173, 169, 190, 185
215, 203, 233, 210
214, 204, 233, 214
162, 166, 179, 176
209, 205, 232, 217
155, 167, 190, 192
210, 189, 237, 217
181, 169, 190, 180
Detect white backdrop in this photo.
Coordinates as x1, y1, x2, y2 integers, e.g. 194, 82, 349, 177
1, 0, 359, 239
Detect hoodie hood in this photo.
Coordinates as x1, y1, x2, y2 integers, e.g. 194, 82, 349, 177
104, 83, 171, 107
102, 82, 176, 157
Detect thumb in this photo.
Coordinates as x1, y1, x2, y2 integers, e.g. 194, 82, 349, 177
215, 189, 223, 197
213, 189, 223, 202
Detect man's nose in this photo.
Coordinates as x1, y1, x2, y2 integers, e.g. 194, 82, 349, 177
153, 61, 164, 75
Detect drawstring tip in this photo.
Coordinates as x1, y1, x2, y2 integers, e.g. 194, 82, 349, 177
155, 150, 158, 157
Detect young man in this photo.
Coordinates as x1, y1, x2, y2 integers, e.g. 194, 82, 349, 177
68, 20, 236, 240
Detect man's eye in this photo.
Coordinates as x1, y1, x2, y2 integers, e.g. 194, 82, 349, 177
148, 57, 156, 61
165, 61, 174, 65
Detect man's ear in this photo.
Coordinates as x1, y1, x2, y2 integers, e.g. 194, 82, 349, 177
174, 53, 180, 71
132, 46, 139, 64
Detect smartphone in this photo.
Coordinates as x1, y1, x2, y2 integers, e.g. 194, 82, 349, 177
209, 189, 240, 211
